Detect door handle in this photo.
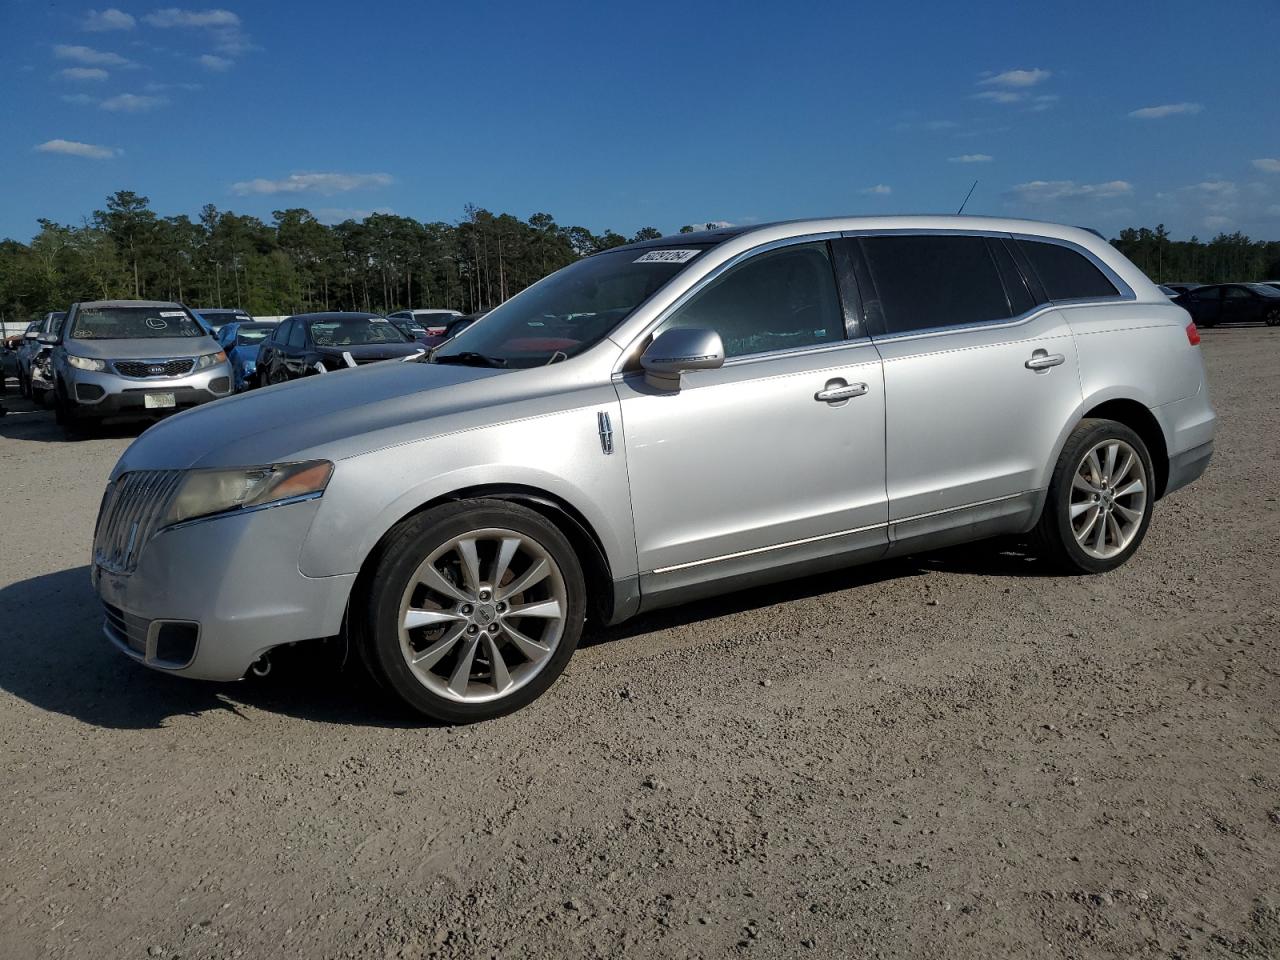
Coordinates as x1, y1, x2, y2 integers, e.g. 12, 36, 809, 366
1025, 350, 1065, 371
815, 380, 868, 403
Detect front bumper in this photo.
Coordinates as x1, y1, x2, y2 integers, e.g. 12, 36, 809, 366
66, 360, 233, 416
92, 498, 355, 680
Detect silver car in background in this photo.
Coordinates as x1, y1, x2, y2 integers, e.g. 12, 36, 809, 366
16, 311, 64, 400
48, 300, 232, 437
92, 216, 1216, 722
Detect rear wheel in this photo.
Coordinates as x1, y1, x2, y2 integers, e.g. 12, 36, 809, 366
1265, 307, 1280, 327
1035, 418, 1155, 574
356, 500, 586, 723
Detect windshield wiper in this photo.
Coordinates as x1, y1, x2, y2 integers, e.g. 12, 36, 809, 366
432, 351, 507, 368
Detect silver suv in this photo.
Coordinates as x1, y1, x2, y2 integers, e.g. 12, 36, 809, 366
49, 300, 232, 436
92, 217, 1216, 722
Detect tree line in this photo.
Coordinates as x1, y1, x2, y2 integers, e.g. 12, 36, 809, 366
3, 194, 1279, 321
0, 191, 696, 321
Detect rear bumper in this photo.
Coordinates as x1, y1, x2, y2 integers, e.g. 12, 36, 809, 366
1153, 387, 1217, 497
92, 498, 355, 680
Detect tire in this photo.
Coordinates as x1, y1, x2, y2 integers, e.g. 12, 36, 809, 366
1265, 308, 1280, 327
18, 372, 30, 399
356, 499, 586, 723
1034, 418, 1155, 574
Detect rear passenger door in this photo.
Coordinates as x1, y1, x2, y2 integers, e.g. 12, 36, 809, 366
845, 232, 1084, 549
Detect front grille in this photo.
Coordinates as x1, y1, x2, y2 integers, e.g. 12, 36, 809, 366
113, 358, 195, 378
103, 602, 148, 655
93, 470, 184, 574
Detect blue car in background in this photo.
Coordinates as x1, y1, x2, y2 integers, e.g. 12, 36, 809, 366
215, 321, 277, 391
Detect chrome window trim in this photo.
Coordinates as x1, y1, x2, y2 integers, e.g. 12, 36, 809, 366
835, 229, 1137, 344
864, 303, 1059, 346
611, 232, 845, 376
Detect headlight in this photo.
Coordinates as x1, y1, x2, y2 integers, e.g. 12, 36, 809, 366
67, 355, 106, 372
161, 460, 334, 527
194, 350, 228, 370
242, 359, 256, 372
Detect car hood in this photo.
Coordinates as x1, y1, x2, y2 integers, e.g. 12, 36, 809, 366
114, 359, 519, 473
66, 337, 218, 360
229, 344, 260, 363
316, 342, 424, 364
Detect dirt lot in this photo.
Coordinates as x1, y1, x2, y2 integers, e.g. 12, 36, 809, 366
1, 328, 1277, 960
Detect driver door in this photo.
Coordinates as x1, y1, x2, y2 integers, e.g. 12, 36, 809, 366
615, 239, 888, 609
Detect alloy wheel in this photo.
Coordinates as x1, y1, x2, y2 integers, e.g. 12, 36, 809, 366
1069, 438, 1148, 560
397, 527, 567, 703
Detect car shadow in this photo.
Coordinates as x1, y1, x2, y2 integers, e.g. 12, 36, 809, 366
0, 565, 417, 730
0, 397, 164, 444
1, 539, 1052, 731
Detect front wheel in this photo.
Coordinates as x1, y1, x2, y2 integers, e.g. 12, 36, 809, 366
1265, 307, 1280, 327
356, 500, 586, 723
1035, 418, 1155, 574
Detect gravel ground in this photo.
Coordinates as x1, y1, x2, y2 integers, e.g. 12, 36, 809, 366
1, 328, 1277, 960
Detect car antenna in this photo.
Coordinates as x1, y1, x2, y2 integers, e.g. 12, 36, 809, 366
956, 180, 978, 215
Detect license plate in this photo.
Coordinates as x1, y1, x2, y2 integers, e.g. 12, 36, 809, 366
144, 392, 176, 409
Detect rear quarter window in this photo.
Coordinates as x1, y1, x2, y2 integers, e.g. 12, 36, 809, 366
1018, 240, 1120, 301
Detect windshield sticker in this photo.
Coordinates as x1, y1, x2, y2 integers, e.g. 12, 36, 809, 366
146, 317, 170, 330
634, 249, 701, 264
159, 311, 186, 317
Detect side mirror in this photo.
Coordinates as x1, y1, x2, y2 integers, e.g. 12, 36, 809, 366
640, 327, 725, 390
37, 333, 59, 347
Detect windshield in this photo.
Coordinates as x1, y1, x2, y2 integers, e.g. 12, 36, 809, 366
1245, 283, 1280, 298
310, 318, 409, 347
235, 325, 273, 345
71, 306, 206, 340
433, 246, 706, 368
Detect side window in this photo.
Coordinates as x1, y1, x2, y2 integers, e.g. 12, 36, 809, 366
1017, 239, 1120, 301
655, 241, 844, 358
272, 320, 292, 345
288, 322, 307, 348
857, 235, 1012, 335
1223, 286, 1249, 300
1194, 286, 1221, 301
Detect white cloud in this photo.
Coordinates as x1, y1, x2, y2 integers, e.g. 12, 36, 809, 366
1203, 215, 1232, 230
974, 90, 1024, 104
1010, 180, 1133, 202
861, 184, 892, 196
53, 44, 133, 66
83, 8, 136, 31
979, 68, 1050, 88
230, 172, 395, 196
198, 53, 231, 71
60, 93, 97, 104
1128, 102, 1202, 119
1029, 94, 1059, 112
143, 8, 241, 28
142, 8, 255, 59
35, 138, 119, 159
1252, 158, 1280, 173
100, 92, 168, 112
59, 66, 109, 80
949, 154, 993, 163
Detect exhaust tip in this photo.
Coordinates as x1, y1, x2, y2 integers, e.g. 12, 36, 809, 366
249, 654, 272, 678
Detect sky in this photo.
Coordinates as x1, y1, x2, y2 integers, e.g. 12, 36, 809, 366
3, 0, 1279, 243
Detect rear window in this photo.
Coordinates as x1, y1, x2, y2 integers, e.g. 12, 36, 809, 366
1017, 240, 1120, 301
71, 306, 206, 340
858, 235, 1013, 335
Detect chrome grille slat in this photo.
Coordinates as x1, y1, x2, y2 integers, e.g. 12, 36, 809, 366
93, 470, 183, 574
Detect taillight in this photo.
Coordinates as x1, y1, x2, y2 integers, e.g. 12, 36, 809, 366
424, 326, 446, 336
1185, 321, 1201, 346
